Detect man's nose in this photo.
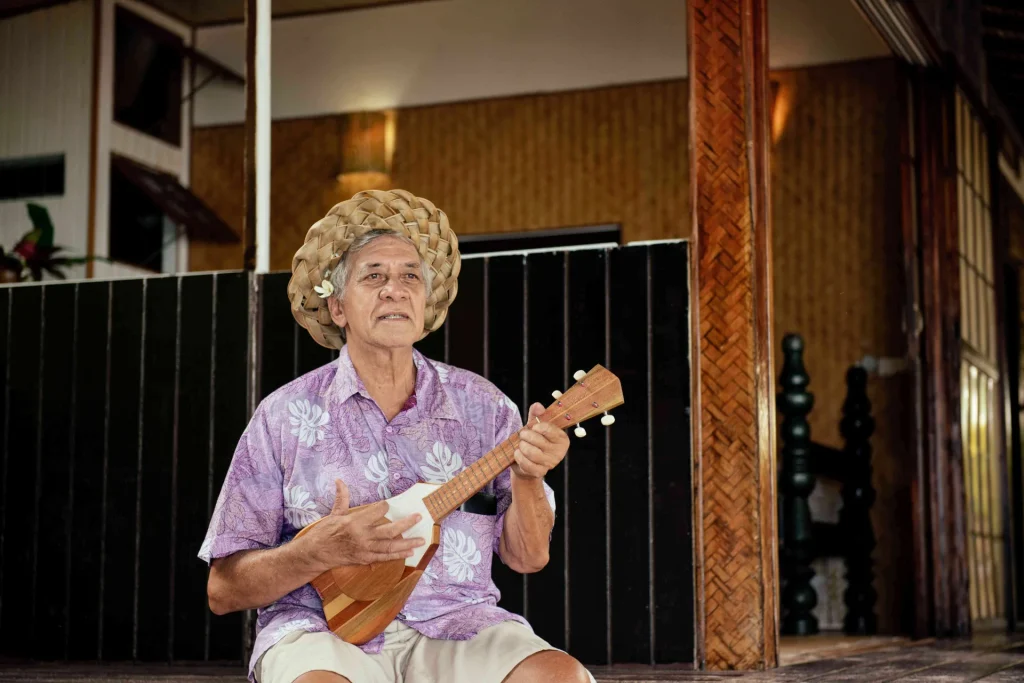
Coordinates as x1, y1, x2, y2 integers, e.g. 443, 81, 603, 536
380, 277, 408, 300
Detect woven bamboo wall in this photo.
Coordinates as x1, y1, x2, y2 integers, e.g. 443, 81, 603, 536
770, 58, 911, 634
189, 59, 911, 632
189, 80, 689, 272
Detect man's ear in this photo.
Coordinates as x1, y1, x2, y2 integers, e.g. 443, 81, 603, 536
326, 295, 347, 329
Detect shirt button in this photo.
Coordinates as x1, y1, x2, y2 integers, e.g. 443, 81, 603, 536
385, 426, 393, 434
393, 472, 401, 480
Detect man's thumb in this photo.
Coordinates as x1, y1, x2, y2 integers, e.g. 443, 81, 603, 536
330, 479, 350, 515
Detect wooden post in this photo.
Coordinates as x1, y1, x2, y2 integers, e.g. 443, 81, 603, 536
688, 0, 778, 670
777, 335, 818, 636
838, 366, 878, 635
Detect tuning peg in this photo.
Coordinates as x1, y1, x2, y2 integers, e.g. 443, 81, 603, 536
552, 390, 563, 399
573, 370, 586, 381
601, 413, 616, 426
574, 426, 586, 438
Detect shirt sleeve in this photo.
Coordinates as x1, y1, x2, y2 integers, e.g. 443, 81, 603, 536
491, 395, 556, 558
198, 403, 284, 564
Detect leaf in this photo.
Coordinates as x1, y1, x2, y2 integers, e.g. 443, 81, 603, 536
25, 203, 54, 248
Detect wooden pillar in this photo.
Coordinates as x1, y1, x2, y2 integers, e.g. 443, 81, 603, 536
688, 0, 778, 670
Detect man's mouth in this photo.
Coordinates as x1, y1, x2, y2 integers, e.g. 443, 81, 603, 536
378, 313, 410, 321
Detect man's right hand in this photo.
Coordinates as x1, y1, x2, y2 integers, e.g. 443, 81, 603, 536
302, 479, 425, 569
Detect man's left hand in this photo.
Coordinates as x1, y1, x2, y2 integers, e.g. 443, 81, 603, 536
512, 402, 570, 480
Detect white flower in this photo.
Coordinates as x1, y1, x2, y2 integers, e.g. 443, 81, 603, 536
364, 451, 391, 499
284, 485, 321, 528
273, 618, 315, 640
442, 528, 481, 582
198, 536, 212, 560
420, 442, 463, 483
288, 399, 330, 447
313, 279, 334, 298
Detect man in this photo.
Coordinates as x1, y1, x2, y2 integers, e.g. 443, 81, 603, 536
199, 190, 592, 683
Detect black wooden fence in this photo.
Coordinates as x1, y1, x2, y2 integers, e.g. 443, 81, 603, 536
0, 242, 692, 667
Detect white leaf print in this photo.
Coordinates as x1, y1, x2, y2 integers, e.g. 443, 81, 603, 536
284, 485, 321, 528
288, 399, 330, 447
272, 618, 315, 640
442, 527, 481, 583
420, 442, 463, 483
363, 451, 391, 499
435, 364, 450, 384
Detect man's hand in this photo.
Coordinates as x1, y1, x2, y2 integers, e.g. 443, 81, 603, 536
303, 480, 424, 569
511, 402, 571, 480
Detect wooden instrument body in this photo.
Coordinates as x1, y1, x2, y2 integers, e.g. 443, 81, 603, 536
293, 481, 442, 645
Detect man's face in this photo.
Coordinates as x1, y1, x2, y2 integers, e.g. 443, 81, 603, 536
327, 237, 427, 350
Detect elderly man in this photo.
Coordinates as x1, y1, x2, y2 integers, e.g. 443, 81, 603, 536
199, 190, 591, 683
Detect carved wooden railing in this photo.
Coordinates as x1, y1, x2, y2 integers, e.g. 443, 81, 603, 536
778, 334, 877, 636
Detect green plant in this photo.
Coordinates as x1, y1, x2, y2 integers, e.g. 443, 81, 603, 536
2, 203, 101, 282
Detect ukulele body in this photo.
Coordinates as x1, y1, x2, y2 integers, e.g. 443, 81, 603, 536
293, 482, 442, 645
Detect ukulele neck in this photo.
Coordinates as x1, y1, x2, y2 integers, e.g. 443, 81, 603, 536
422, 434, 520, 521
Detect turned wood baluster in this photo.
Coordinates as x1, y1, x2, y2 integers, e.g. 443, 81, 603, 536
778, 334, 818, 635
839, 366, 878, 635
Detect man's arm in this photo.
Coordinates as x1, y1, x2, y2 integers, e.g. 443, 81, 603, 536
498, 402, 567, 574
207, 480, 424, 615
498, 472, 555, 573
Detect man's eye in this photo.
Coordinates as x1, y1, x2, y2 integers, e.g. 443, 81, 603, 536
406, 273, 419, 279
366, 273, 380, 280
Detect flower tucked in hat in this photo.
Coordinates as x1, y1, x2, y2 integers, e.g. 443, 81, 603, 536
287, 189, 461, 350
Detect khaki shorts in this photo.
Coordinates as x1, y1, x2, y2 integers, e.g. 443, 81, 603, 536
255, 619, 589, 683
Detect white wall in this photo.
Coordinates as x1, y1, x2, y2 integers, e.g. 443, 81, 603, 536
194, 0, 890, 126
0, 1, 94, 279
92, 0, 192, 279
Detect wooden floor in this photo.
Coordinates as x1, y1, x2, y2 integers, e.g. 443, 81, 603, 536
2, 636, 1024, 682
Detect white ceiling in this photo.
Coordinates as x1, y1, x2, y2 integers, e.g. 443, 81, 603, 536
193, 0, 891, 126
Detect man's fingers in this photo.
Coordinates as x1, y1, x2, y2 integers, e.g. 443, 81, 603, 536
372, 513, 423, 539
368, 536, 425, 554
513, 451, 547, 478
330, 479, 350, 516
518, 428, 554, 448
517, 440, 555, 466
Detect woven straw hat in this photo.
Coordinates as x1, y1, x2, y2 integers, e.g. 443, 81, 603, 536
287, 189, 461, 349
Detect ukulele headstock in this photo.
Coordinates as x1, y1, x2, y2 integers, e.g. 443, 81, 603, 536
545, 365, 624, 437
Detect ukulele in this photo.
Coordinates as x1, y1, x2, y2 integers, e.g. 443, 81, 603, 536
294, 364, 624, 644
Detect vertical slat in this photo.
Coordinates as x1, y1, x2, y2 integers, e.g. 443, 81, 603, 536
609, 246, 652, 662
258, 273, 295, 398
486, 254, 525, 617
35, 283, 75, 659
102, 279, 144, 661
650, 243, 694, 663
136, 277, 178, 661
565, 249, 609, 665
524, 252, 566, 650
67, 282, 109, 659
64, 284, 80, 659
965, 363, 979, 620
208, 272, 248, 662
175, 275, 214, 662
0, 289, 8, 643
0, 286, 41, 657
446, 259, 485, 376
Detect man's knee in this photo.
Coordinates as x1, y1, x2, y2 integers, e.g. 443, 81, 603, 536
292, 672, 351, 683
504, 650, 591, 683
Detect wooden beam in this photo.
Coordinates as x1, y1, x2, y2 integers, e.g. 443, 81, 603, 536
688, 0, 778, 670
916, 69, 971, 637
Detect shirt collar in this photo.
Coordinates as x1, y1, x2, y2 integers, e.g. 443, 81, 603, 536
328, 345, 459, 420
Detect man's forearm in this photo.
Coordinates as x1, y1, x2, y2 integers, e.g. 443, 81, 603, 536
499, 473, 554, 573
207, 533, 325, 615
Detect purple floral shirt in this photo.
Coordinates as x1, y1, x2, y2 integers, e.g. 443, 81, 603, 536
198, 346, 555, 680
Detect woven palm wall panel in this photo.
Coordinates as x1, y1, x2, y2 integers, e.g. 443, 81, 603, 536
189, 80, 690, 272
689, 0, 777, 670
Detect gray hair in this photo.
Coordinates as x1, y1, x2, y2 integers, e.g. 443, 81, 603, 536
330, 228, 433, 302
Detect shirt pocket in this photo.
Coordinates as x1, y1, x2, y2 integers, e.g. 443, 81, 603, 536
437, 510, 496, 593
